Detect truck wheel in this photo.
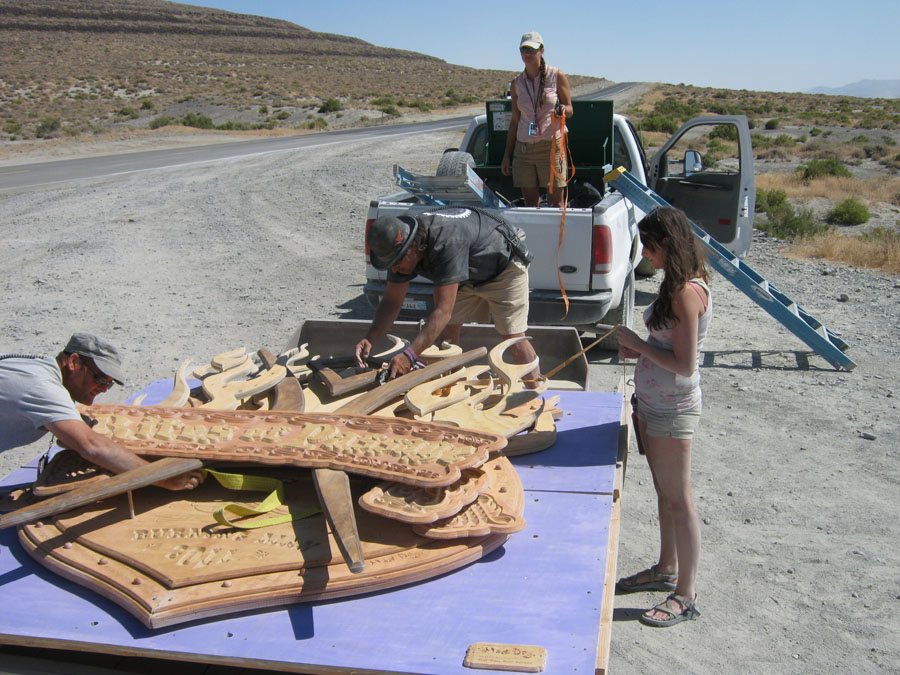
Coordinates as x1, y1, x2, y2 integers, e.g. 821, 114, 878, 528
635, 256, 657, 277
595, 268, 635, 351
436, 151, 475, 176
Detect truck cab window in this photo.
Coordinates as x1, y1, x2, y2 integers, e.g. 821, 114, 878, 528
662, 123, 741, 177
465, 125, 489, 166
613, 127, 632, 173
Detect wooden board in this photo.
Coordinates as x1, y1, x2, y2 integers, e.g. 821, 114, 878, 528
359, 468, 490, 524
82, 404, 505, 487
18, 468, 515, 629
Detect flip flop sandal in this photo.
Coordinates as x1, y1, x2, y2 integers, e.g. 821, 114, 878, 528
639, 593, 701, 627
615, 565, 677, 594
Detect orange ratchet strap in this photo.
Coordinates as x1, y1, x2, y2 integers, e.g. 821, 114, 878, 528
551, 110, 575, 318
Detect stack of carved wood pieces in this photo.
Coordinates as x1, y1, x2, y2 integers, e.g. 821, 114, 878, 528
36, 336, 563, 537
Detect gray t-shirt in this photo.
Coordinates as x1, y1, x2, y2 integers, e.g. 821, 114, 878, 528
0, 355, 81, 452
387, 208, 514, 287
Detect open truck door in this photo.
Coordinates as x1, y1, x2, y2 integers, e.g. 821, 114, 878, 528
647, 115, 755, 256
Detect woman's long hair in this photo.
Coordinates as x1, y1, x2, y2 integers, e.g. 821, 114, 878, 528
640, 207, 708, 330
538, 55, 546, 105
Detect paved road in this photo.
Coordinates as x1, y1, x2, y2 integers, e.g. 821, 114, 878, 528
0, 117, 471, 193
0, 83, 638, 194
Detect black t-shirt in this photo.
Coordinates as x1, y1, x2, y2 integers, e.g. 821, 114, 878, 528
387, 208, 514, 286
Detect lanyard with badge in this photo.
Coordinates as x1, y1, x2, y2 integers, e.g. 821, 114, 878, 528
523, 73, 541, 137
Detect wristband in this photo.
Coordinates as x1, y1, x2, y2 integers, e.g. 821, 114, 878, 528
402, 346, 418, 365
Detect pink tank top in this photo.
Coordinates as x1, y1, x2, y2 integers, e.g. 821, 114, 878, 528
514, 65, 561, 143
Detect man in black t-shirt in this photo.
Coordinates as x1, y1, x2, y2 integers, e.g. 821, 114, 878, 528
356, 208, 539, 380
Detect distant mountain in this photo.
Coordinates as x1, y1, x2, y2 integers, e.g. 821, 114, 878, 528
807, 80, 900, 98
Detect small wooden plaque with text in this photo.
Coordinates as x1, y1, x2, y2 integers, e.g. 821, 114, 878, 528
464, 642, 547, 672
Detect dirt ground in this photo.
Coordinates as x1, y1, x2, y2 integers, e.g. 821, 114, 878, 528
0, 116, 898, 673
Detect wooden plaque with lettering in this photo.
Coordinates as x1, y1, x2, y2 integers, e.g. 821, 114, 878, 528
18, 464, 522, 628
82, 404, 507, 487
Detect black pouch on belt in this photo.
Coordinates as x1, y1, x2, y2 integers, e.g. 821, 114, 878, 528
630, 393, 646, 455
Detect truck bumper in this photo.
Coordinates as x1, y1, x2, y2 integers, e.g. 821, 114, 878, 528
364, 282, 614, 327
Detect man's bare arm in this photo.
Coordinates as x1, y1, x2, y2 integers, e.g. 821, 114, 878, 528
45, 419, 203, 490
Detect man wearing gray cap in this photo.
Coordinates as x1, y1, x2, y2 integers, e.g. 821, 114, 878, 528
0, 333, 202, 491
356, 208, 539, 381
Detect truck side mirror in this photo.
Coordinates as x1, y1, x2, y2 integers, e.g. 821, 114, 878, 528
684, 150, 703, 174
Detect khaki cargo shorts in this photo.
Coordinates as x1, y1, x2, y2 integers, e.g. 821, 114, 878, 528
450, 260, 530, 335
512, 138, 567, 189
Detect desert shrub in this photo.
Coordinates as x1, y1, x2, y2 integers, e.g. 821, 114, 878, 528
798, 159, 852, 180
709, 124, 738, 141
810, 127, 822, 136
180, 113, 214, 129
653, 97, 701, 121
756, 188, 787, 213
149, 115, 174, 129
641, 114, 678, 134
756, 188, 830, 240
258, 105, 268, 114
4, 120, 22, 135
789, 227, 900, 274
379, 105, 400, 117
407, 99, 434, 112
370, 96, 395, 107
773, 134, 796, 147
35, 117, 61, 137
116, 107, 138, 119
274, 111, 291, 120
140, 99, 154, 110
303, 118, 328, 129
765, 119, 780, 130
860, 225, 900, 244
851, 134, 869, 143
319, 98, 342, 113
826, 198, 869, 225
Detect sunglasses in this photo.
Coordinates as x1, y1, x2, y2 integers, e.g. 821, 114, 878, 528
519, 46, 540, 54
80, 355, 115, 388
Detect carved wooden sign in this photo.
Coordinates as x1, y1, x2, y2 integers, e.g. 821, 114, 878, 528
18, 468, 517, 628
359, 468, 490, 524
82, 404, 507, 487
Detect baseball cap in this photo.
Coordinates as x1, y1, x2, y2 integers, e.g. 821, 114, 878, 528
64, 332, 125, 385
520, 31, 543, 50
367, 215, 419, 270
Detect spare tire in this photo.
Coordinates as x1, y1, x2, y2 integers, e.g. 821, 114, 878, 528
436, 151, 475, 176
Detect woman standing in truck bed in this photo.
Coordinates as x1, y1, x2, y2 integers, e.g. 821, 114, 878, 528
500, 31, 572, 207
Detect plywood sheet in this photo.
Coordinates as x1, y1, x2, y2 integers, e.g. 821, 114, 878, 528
510, 390, 621, 494
0, 390, 619, 675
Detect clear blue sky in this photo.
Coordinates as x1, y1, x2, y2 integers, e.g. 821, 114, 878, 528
185, 0, 899, 93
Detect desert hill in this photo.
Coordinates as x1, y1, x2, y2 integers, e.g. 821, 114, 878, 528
0, 0, 600, 139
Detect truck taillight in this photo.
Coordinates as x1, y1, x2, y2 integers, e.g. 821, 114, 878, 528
365, 218, 374, 263
592, 224, 612, 274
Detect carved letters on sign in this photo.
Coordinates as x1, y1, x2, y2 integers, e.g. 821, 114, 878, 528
82, 404, 506, 487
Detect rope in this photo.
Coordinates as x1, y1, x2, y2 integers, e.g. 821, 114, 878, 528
550, 110, 575, 318
205, 468, 321, 529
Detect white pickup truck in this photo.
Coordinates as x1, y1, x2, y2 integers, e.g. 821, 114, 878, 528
364, 100, 754, 346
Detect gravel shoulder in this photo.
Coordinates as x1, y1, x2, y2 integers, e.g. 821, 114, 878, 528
1, 118, 898, 673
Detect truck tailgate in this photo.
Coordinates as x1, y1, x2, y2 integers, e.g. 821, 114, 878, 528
508, 208, 594, 292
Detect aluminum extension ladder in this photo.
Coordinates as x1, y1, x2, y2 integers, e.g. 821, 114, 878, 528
604, 167, 856, 371
393, 164, 503, 208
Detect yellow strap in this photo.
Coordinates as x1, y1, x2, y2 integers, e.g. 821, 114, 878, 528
204, 469, 321, 529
